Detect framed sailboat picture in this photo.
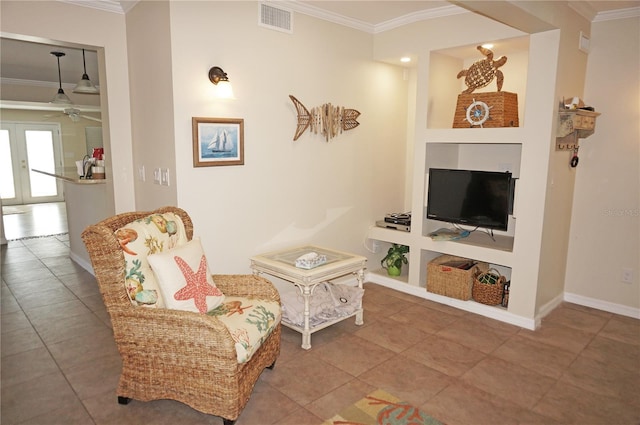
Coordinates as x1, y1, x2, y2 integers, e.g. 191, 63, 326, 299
192, 117, 244, 167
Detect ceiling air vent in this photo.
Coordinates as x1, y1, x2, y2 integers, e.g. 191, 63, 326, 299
259, 2, 293, 33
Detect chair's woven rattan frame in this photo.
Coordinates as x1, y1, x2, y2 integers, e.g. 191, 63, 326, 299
81, 206, 281, 423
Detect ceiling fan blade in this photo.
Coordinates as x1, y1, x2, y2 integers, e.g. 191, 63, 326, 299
79, 115, 102, 123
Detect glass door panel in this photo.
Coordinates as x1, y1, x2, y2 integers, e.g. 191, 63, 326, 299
25, 130, 58, 197
0, 123, 63, 206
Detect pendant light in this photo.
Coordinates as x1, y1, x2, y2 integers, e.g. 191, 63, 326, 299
72, 49, 99, 94
50, 51, 72, 104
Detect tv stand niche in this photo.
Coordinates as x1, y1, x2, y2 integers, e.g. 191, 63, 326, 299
367, 138, 522, 327
441, 230, 513, 252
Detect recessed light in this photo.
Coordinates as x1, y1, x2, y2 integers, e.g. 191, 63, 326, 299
481, 43, 494, 49
400, 57, 411, 63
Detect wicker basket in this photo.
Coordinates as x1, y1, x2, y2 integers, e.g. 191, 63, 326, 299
453, 91, 519, 128
427, 255, 488, 300
472, 268, 506, 305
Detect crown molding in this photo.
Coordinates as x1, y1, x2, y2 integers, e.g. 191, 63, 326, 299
279, 1, 374, 32
594, 6, 640, 22
57, 0, 125, 14
374, 5, 469, 33
54, 1, 638, 26
279, 1, 468, 34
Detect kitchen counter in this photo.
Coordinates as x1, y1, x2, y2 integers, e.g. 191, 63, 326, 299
31, 169, 106, 184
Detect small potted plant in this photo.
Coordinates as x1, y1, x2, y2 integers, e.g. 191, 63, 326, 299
381, 244, 409, 276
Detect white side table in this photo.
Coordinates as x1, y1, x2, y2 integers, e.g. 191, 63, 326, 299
250, 245, 366, 349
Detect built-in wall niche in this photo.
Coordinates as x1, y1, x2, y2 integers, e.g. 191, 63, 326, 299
419, 247, 513, 310
427, 36, 530, 129
422, 142, 522, 246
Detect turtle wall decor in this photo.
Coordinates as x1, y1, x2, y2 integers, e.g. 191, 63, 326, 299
452, 45, 518, 128
457, 46, 507, 94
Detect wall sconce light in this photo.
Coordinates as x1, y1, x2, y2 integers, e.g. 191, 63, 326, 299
208, 66, 235, 99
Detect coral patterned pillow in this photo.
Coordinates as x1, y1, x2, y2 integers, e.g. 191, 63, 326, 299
148, 238, 225, 313
115, 212, 188, 308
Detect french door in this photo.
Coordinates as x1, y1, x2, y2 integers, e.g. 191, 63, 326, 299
0, 122, 64, 206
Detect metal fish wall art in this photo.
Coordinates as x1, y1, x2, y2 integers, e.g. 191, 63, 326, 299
289, 95, 360, 142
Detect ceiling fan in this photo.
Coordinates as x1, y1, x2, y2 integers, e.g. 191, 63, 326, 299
46, 107, 102, 123
64, 107, 101, 123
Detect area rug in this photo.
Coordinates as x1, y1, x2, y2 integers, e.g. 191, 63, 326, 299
322, 389, 444, 425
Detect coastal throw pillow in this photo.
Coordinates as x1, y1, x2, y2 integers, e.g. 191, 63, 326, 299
148, 237, 225, 314
115, 212, 187, 308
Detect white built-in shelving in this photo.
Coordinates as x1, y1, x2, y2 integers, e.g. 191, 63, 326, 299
367, 33, 559, 330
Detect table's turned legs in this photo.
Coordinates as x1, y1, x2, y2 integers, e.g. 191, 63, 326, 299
301, 284, 312, 349
355, 268, 365, 325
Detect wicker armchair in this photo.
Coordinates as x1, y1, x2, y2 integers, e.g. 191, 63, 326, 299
81, 206, 281, 425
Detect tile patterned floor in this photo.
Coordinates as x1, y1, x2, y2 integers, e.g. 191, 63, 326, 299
2, 234, 639, 424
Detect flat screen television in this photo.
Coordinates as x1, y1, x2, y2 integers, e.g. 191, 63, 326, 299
426, 168, 515, 231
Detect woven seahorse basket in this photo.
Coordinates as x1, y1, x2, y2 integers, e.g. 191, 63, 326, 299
453, 91, 519, 128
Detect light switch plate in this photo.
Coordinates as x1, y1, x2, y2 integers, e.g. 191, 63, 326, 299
160, 168, 170, 186
153, 168, 161, 185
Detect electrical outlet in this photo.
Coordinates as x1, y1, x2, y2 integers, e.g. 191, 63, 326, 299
372, 240, 380, 253
153, 168, 161, 185
621, 268, 634, 284
160, 168, 170, 186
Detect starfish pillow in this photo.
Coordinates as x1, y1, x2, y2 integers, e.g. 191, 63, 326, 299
148, 237, 225, 313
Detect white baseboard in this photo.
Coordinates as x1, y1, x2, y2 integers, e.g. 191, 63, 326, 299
69, 251, 95, 276
564, 292, 640, 319
535, 293, 565, 328
365, 270, 640, 327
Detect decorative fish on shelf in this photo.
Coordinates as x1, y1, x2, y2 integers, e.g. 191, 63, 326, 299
289, 95, 360, 142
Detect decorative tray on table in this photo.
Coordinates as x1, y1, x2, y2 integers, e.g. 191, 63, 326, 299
295, 252, 327, 269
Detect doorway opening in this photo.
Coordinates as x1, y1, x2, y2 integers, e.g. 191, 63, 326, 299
1, 37, 105, 242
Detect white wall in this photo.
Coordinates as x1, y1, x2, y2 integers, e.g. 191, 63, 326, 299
126, 1, 178, 210
565, 16, 640, 314
533, 5, 591, 311
166, 1, 409, 273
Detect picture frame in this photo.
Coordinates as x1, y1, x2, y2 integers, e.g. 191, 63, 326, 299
192, 117, 244, 167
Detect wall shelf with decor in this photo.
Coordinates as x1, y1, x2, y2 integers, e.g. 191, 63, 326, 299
425, 36, 530, 130
556, 108, 601, 150
367, 235, 411, 287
